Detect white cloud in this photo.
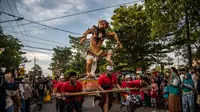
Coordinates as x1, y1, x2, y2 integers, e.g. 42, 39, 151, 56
25, 52, 52, 61
17, 0, 87, 26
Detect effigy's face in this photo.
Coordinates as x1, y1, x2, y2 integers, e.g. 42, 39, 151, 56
99, 21, 109, 29
70, 76, 76, 83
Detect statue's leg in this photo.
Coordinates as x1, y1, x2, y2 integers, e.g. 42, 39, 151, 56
100, 50, 113, 65
90, 59, 97, 77
106, 50, 112, 62
86, 55, 94, 77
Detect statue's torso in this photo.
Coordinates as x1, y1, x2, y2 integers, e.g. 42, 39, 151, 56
90, 26, 106, 54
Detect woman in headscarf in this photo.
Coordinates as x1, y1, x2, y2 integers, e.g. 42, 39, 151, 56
181, 73, 195, 112
168, 67, 181, 112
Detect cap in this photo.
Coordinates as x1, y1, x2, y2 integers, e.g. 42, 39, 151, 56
106, 66, 114, 71
125, 75, 131, 79
59, 76, 64, 79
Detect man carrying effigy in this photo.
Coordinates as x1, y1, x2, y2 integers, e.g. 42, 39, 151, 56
61, 72, 83, 112
54, 76, 66, 112
79, 20, 123, 78
97, 66, 122, 112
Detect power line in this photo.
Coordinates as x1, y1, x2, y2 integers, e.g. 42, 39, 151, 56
14, 27, 48, 33
3, 0, 142, 34
24, 45, 53, 51
0, 18, 23, 23
22, 49, 52, 55
5, 0, 142, 26
6, 0, 35, 57
0, 11, 82, 35
22, 40, 60, 47
4, 29, 68, 45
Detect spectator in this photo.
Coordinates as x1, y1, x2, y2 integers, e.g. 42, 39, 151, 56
197, 75, 200, 106
0, 68, 19, 112
168, 67, 181, 112
150, 78, 158, 109
4, 71, 17, 112
35, 76, 46, 111
23, 78, 32, 112
180, 69, 186, 83
19, 79, 26, 112
181, 73, 195, 112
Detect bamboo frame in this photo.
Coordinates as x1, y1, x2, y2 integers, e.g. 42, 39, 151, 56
55, 86, 151, 97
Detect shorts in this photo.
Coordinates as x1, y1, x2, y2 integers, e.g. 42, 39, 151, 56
64, 100, 82, 112
151, 98, 156, 104
130, 94, 142, 105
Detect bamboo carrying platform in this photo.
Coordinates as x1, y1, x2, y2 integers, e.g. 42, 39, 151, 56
79, 78, 99, 92
55, 86, 151, 97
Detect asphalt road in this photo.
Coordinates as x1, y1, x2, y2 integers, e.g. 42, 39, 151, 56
41, 97, 169, 112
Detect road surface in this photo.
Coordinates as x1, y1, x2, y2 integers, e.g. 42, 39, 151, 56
41, 97, 168, 112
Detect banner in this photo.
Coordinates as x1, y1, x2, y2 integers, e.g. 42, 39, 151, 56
136, 68, 142, 73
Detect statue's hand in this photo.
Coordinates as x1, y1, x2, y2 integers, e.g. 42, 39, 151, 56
79, 40, 84, 44
117, 42, 123, 49
79, 37, 86, 44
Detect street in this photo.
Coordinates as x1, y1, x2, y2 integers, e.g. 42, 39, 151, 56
41, 97, 168, 112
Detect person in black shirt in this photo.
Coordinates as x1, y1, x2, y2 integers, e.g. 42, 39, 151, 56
35, 76, 46, 111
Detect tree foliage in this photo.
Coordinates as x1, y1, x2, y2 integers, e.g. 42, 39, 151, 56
50, 46, 72, 73
0, 27, 25, 68
110, 4, 172, 71
29, 64, 43, 77
145, 0, 200, 63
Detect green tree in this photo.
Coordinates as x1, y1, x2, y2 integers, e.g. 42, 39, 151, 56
0, 27, 25, 68
50, 46, 72, 74
110, 4, 172, 71
68, 35, 88, 74
30, 64, 43, 77
145, 0, 200, 64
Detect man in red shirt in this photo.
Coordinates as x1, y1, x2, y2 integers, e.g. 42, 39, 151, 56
98, 66, 122, 112
121, 75, 131, 106
54, 76, 66, 112
61, 72, 83, 112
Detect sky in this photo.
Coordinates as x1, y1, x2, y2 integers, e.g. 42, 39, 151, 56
0, 0, 183, 76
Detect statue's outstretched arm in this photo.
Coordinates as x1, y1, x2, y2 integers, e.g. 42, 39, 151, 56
79, 26, 95, 44
107, 31, 123, 49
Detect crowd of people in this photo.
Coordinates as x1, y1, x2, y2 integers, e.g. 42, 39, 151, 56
1, 66, 200, 112
0, 68, 32, 112
0, 68, 55, 112
117, 67, 200, 112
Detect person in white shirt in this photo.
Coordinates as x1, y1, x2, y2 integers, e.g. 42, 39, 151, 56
180, 69, 186, 83
19, 80, 25, 112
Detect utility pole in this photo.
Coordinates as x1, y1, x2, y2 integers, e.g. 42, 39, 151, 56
34, 56, 37, 67
185, 3, 192, 69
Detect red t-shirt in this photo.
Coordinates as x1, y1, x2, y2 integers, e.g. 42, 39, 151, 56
61, 81, 82, 102
98, 73, 118, 90
53, 80, 58, 88
56, 82, 65, 93
129, 80, 142, 94
121, 81, 131, 88
54, 81, 61, 88
121, 81, 131, 96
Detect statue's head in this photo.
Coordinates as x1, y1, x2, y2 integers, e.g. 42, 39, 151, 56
98, 20, 109, 29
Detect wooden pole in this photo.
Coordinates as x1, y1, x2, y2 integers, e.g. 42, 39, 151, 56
55, 86, 151, 97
